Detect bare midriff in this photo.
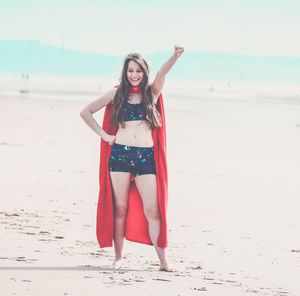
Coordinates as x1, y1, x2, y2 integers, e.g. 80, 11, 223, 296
115, 120, 154, 147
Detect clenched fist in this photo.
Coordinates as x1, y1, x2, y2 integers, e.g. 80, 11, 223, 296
174, 45, 184, 58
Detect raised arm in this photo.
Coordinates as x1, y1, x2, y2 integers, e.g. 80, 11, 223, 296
152, 45, 184, 103
80, 87, 117, 145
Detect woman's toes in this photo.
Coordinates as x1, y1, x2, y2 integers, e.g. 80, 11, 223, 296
112, 259, 122, 269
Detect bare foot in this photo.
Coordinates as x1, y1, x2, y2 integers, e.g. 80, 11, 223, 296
111, 259, 122, 269
159, 260, 176, 272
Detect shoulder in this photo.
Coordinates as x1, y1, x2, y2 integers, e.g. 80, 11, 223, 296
81, 87, 117, 114
110, 87, 118, 95
102, 88, 117, 104
110, 87, 119, 104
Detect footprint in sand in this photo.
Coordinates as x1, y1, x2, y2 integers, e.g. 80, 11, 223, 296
152, 278, 171, 282
275, 288, 289, 294
2, 212, 20, 217
15, 257, 26, 261
13, 256, 38, 263
39, 231, 50, 235
225, 280, 237, 283
39, 238, 50, 241
189, 265, 202, 270
133, 277, 145, 282
150, 263, 160, 267
193, 287, 207, 291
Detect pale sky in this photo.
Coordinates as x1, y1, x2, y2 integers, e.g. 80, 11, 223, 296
1, 0, 300, 57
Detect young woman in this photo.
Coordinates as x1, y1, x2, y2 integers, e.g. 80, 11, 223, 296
80, 45, 184, 271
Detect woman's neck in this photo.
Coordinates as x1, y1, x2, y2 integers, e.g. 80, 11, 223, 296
130, 85, 141, 94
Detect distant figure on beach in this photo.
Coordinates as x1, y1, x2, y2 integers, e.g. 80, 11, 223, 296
80, 45, 184, 271
20, 73, 30, 95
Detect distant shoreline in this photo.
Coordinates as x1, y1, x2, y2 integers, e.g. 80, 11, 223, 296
0, 74, 300, 103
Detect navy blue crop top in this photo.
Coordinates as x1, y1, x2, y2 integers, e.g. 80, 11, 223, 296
123, 100, 146, 121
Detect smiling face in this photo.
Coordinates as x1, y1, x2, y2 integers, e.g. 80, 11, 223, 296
127, 60, 144, 87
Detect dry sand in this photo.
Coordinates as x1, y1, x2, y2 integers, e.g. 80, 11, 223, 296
1, 84, 300, 295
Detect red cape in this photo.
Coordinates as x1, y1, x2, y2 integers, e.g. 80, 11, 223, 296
96, 89, 168, 248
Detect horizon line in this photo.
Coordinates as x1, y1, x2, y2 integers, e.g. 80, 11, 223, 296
1, 38, 300, 59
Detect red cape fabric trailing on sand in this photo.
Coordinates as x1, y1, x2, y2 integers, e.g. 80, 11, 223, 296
96, 89, 168, 248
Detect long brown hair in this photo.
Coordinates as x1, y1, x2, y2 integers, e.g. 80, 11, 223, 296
110, 53, 162, 129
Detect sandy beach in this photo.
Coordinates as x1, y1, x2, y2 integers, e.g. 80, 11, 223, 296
1, 81, 300, 295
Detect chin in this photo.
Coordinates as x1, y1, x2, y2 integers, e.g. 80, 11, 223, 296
130, 80, 142, 86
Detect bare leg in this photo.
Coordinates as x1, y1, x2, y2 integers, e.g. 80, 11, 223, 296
135, 174, 174, 272
110, 171, 131, 268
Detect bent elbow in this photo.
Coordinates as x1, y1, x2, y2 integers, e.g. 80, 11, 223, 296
80, 109, 88, 118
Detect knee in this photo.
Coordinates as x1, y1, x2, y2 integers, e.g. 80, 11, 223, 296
144, 205, 160, 220
114, 204, 128, 218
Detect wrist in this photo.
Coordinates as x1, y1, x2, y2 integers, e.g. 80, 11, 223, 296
99, 130, 107, 138
171, 53, 179, 60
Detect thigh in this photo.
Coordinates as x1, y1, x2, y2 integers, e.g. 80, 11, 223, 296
134, 174, 159, 212
110, 172, 132, 208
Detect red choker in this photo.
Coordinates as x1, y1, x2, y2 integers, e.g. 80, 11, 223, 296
130, 86, 141, 93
